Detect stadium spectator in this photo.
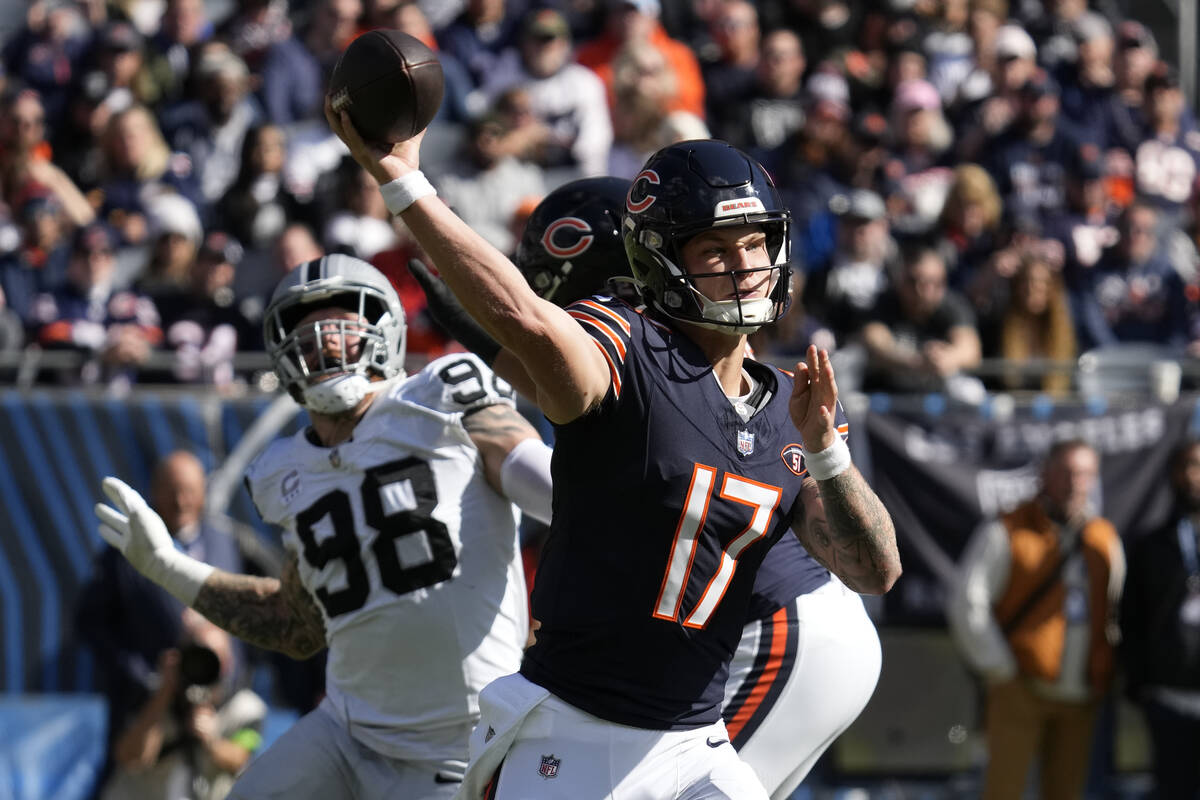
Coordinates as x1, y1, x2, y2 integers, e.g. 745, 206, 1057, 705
257, 0, 365, 126
947, 439, 1124, 800
923, 0, 974, 106
215, 123, 310, 253
218, 0, 301, 74
860, 245, 983, 398
136, 192, 204, 296
0, 190, 72, 322
77, 450, 251, 794
954, 23, 1038, 162
434, 109, 545, 255
1121, 439, 1200, 800
1042, 143, 1119, 291
160, 48, 263, 204
1108, 20, 1159, 150
321, 158, 397, 260
758, 0, 862, 72
882, 78, 956, 235
762, 71, 856, 271
382, 1, 476, 125
700, 0, 760, 124
1054, 11, 1117, 149
85, 105, 204, 247
933, 163, 1004, 289
151, 230, 259, 385
807, 188, 897, 342
234, 220, 323, 327
437, 0, 522, 90
607, 39, 708, 179
2, 0, 92, 132
575, 0, 705, 120
29, 221, 161, 387
1074, 200, 1191, 351
981, 69, 1083, 228
141, 0, 217, 109
946, 0, 1011, 118
1129, 63, 1200, 225
0, 89, 95, 229
991, 251, 1078, 394
1025, 0, 1092, 73
479, 8, 612, 178
98, 610, 265, 800
709, 28, 807, 153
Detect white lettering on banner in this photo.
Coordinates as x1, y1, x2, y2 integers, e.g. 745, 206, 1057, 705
975, 468, 1039, 517
995, 408, 1166, 460
895, 407, 1167, 467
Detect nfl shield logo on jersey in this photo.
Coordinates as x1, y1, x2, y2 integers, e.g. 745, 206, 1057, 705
737, 430, 755, 456
538, 754, 561, 779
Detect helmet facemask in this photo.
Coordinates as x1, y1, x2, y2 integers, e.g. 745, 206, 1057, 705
265, 286, 404, 414
627, 215, 792, 335
621, 140, 794, 334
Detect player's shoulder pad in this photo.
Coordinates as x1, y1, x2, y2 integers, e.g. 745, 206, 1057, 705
401, 352, 516, 415
244, 435, 303, 523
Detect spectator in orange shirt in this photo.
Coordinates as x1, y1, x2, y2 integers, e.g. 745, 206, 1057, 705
574, 0, 705, 120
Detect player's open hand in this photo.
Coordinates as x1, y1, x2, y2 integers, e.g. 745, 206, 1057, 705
324, 95, 426, 187
95, 477, 175, 581
789, 345, 838, 453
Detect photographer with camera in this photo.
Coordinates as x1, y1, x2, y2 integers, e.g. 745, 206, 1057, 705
101, 609, 267, 800
77, 451, 254, 794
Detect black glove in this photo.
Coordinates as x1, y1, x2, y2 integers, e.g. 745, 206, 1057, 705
407, 259, 501, 366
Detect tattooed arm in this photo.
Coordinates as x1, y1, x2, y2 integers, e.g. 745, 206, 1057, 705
792, 470, 901, 595
193, 552, 327, 660
464, 402, 546, 491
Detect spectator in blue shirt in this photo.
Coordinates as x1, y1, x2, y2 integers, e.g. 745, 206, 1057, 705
1075, 200, 1192, 350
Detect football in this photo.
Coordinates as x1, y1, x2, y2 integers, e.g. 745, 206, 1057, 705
328, 29, 444, 144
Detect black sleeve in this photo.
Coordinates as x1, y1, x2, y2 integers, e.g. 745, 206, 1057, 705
407, 259, 501, 366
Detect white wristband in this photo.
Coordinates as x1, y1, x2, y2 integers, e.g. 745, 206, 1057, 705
379, 171, 436, 215
149, 550, 215, 606
802, 436, 851, 481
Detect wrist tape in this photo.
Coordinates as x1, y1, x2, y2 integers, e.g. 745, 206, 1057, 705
380, 171, 436, 215
802, 436, 851, 481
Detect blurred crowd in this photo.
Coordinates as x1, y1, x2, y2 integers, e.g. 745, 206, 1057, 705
0, 0, 1198, 396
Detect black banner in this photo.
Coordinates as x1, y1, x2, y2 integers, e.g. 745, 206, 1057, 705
859, 395, 1198, 624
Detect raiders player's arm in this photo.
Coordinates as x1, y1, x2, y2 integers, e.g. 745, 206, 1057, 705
462, 402, 544, 493
791, 472, 902, 595
192, 553, 327, 660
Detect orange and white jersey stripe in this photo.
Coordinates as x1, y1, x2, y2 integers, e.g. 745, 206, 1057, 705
565, 294, 634, 398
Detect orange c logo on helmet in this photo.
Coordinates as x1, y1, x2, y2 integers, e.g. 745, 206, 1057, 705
626, 169, 660, 213
541, 217, 594, 258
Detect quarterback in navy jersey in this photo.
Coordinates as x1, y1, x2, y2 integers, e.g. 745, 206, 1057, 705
410, 175, 880, 796
331, 95, 900, 799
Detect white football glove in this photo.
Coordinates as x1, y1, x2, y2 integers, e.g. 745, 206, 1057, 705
95, 476, 214, 605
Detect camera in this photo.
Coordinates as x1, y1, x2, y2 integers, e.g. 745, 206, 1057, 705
173, 643, 222, 730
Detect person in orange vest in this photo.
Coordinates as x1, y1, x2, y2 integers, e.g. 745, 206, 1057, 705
947, 438, 1124, 800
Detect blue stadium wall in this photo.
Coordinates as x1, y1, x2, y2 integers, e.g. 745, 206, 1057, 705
0, 389, 302, 695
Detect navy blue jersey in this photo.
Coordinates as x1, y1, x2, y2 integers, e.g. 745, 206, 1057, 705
743, 397, 847, 621
521, 296, 815, 729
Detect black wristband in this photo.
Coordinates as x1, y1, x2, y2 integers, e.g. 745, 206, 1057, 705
407, 259, 502, 366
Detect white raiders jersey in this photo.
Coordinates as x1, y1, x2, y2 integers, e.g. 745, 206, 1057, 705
244, 353, 529, 762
